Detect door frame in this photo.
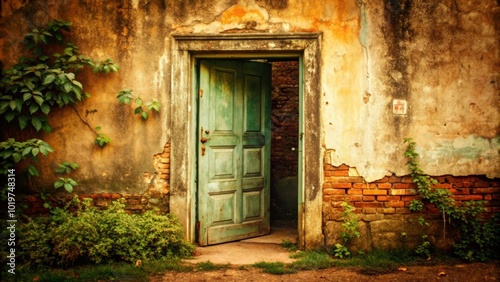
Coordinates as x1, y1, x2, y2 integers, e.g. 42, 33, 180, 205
170, 33, 324, 249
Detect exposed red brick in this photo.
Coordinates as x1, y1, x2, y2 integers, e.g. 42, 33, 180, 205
347, 189, 363, 195
472, 188, 500, 194
111, 193, 122, 199
353, 183, 376, 189
332, 170, 349, 176
395, 208, 411, 214
331, 183, 352, 188
323, 164, 335, 171
452, 195, 484, 201
363, 208, 377, 214
377, 208, 395, 214
456, 182, 474, 188
362, 196, 376, 201
401, 195, 420, 202
433, 183, 452, 189
329, 195, 353, 201
332, 164, 350, 171
377, 183, 392, 189
401, 176, 413, 183
473, 181, 490, 188
347, 195, 363, 202
450, 188, 470, 195
389, 176, 402, 183
373, 177, 389, 183
324, 188, 346, 195
385, 202, 405, 208
393, 183, 417, 189
390, 189, 417, 196
354, 202, 384, 208
377, 195, 401, 202
363, 189, 387, 195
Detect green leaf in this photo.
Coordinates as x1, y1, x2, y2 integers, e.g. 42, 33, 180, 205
54, 179, 64, 188
141, 111, 149, 120
9, 100, 16, 110
64, 183, 73, 193
29, 103, 39, 114
12, 152, 22, 163
27, 165, 39, 177
5, 112, 15, 122
18, 116, 28, 130
33, 94, 44, 106
135, 97, 143, 106
134, 106, 142, 114
23, 93, 32, 101
43, 74, 56, 85
31, 147, 40, 157
21, 146, 32, 156
63, 81, 72, 93
0, 101, 9, 112
40, 103, 50, 114
32, 117, 42, 131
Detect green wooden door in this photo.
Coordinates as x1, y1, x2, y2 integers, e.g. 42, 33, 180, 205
197, 59, 271, 246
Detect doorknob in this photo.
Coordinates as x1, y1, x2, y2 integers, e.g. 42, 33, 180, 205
200, 127, 210, 143
200, 127, 210, 156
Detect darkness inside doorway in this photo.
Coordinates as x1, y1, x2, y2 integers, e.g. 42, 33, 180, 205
270, 60, 299, 223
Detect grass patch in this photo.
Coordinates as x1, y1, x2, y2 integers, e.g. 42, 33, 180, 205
253, 261, 297, 274
291, 250, 334, 270
2, 259, 192, 282
281, 240, 298, 251
196, 261, 230, 271
332, 249, 421, 275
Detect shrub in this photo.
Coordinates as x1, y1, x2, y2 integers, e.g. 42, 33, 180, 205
13, 198, 194, 267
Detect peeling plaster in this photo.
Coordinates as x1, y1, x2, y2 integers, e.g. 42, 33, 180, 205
420, 136, 500, 178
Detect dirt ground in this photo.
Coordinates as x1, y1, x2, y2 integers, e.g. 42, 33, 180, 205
152, 262, 499, 282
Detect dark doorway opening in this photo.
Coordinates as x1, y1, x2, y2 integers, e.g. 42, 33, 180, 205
270, 60, 299, 228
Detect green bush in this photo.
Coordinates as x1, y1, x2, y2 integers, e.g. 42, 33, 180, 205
13, 198, 194, 267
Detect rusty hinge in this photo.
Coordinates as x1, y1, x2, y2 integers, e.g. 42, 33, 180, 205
199, 89, 203, 98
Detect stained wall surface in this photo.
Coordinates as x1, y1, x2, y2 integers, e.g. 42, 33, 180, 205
1, 1, 498, 193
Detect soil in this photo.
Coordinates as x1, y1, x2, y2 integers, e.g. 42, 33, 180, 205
152, 262, 499, 282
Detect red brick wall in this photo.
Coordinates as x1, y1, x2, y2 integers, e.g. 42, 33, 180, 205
323, 163, 500, 219
21, 142, 171, 215
270, 61, 299, 181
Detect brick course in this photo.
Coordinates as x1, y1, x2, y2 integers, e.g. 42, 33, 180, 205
323, 163, 500, 220
21, 142, 172, 215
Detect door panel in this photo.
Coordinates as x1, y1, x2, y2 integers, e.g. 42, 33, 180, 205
198, 59, 271, 246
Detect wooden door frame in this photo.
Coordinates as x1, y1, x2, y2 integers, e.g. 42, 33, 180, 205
170, 33, 324, 249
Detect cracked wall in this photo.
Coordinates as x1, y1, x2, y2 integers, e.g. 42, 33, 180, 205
1, 0, 499, 194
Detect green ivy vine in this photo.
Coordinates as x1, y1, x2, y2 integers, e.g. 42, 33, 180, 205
0, 19, 160, 195
403, 138, 499, 261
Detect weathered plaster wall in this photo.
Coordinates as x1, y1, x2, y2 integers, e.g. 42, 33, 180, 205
326, 0, 500, 181
1, 1, 498, 196
1, 0, 171, 194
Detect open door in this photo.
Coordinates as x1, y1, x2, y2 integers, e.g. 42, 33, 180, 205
197, 59, 271, 246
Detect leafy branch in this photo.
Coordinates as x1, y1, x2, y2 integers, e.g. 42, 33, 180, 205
0, 19, 119, 194
117, 89, 161, 120
403, 138, 499, 261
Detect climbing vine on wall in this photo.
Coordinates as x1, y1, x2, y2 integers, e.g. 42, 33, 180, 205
403, 138, 500, 261
0, 19, 123, 194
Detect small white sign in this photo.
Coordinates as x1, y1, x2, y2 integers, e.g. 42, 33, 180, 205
392, 99, 407, 115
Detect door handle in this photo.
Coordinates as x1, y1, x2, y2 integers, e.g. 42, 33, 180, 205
200, 127, 210, 156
